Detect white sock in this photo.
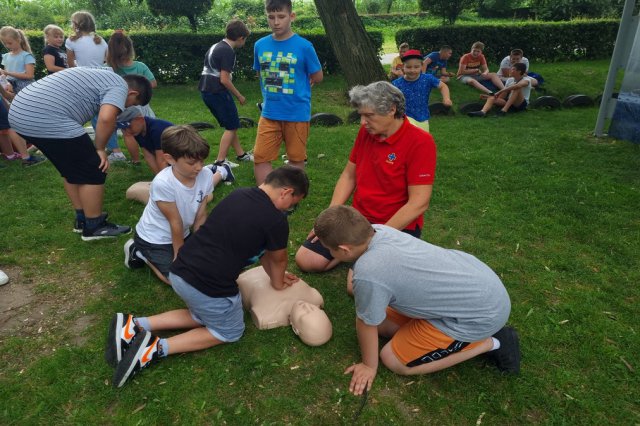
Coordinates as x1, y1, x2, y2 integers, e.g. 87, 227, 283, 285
217, 166, 228, 180
491, 337, 501, 351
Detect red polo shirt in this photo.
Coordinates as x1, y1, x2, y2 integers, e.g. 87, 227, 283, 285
349, 117, 436, 230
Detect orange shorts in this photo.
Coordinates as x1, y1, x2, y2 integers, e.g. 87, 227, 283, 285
253, 117, 309, 163
386, 307, 485, 367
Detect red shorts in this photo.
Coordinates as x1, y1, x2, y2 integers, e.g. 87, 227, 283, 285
386, 307, 485, 367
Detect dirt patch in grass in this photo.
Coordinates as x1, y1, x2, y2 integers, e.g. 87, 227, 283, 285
0, 264, 102, 348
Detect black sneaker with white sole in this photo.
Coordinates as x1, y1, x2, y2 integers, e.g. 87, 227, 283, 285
105, 313, 141, 368
487, 326, 521, 374
82, 217, 131, 241
124, 239, 146, 269
221, 163, 235, 184
112, 330, 160, 388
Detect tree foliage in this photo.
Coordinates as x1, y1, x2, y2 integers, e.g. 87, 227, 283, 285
417, 0, 476, 25
529, 0, 626, 20
146, 0, 212, 32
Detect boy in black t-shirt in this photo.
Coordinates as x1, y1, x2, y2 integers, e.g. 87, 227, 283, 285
199, 19, 253, 166
106, 166, 309, 388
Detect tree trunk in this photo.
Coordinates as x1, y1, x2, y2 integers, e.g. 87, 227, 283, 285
313, 0, 387, 87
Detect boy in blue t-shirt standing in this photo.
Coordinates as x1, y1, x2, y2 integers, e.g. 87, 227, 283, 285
252, 0, 323, 184
392, 50, 452, 133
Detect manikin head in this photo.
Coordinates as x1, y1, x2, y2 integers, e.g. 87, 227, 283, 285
290, 301, 332, 346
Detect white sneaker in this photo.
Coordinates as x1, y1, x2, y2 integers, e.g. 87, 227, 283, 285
236, 152, 254, 162
108, 152, 127, 162
0, 269, 9, 286
223, 159, 239, 168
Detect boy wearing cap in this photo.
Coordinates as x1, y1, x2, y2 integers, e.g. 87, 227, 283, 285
123, 125, 235, 284
8, 67, 152, 240
392, 49, 452, 132
117, 107, 172, 174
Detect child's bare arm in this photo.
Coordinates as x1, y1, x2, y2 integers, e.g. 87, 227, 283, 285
43, 55, 65, 73
310, 69, 323, 85
260, 248, 299, 290
220, 70, 245, 105
1, 63, 34, 80
344, 317, 379, 396
192, 199, 208, 232
66, 50, 76, 68
156, 201, 185, 260
438, 81, 452, 106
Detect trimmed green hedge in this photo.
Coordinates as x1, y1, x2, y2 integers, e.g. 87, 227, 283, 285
22, 29, 383, 83
396, 19, 619, 64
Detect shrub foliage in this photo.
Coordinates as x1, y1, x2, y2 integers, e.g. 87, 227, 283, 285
396, 19, 619, 64
23, 29, 383, 83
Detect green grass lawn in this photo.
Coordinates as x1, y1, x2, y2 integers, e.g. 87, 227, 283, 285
0, 60, 638, 424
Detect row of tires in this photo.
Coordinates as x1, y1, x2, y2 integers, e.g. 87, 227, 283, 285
190, 93, 609, 130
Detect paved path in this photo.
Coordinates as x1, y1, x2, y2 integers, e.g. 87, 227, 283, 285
380, 52, 396, 65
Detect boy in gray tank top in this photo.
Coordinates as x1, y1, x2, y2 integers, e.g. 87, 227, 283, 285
314, 205, 520, 397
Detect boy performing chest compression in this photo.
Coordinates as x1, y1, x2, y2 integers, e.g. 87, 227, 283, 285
107, 166, 309, 388
314, 206, 520, 396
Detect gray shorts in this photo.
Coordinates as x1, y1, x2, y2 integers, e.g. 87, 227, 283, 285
459, 74, 484, 84
169, 272, 245, 342
134, 234, 174, 277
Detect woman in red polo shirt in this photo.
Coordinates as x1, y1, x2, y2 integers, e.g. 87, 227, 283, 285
296, 81, 436, 291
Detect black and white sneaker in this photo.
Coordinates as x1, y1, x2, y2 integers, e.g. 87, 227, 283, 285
236, 152, 254, 162
112, 330, 160, 388
221, 163, 235, 184
105, 313, 141, 368
487, 326, 521, 374
82, 216, 131, 241
73, 218, 85, 233
124, 239, 145, 269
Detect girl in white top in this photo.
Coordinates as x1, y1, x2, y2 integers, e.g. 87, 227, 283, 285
65, 11, 107, 67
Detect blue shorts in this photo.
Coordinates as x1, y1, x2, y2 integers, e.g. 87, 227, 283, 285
507, 100, 528, 113
169, 272, 245, 342
201, 91, 240, 130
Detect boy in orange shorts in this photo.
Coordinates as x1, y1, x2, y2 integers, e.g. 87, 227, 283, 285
313, 206, 520, 396
252, 0, 323, 184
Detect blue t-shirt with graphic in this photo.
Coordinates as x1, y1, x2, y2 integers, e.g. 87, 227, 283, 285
253, 33, 321, 122
392, 74, 441, 122
424, 51, 447, 76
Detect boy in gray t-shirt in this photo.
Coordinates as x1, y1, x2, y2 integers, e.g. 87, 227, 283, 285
314, 206, 520, 397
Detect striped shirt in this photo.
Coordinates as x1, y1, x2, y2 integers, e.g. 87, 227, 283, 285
8, 67, 128, 139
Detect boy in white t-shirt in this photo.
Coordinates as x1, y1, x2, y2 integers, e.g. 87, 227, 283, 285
467, 62, 531, 118
124, 125, 233, 284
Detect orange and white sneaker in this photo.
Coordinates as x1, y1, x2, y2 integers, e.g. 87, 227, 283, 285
105, 313, 140, 368
112, 330, 160, 388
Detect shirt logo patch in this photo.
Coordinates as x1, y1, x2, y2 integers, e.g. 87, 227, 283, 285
196, 190, 205, 203
386, 152, 397, 164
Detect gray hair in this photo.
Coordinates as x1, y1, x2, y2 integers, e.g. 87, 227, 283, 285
348, 81, 405, 119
